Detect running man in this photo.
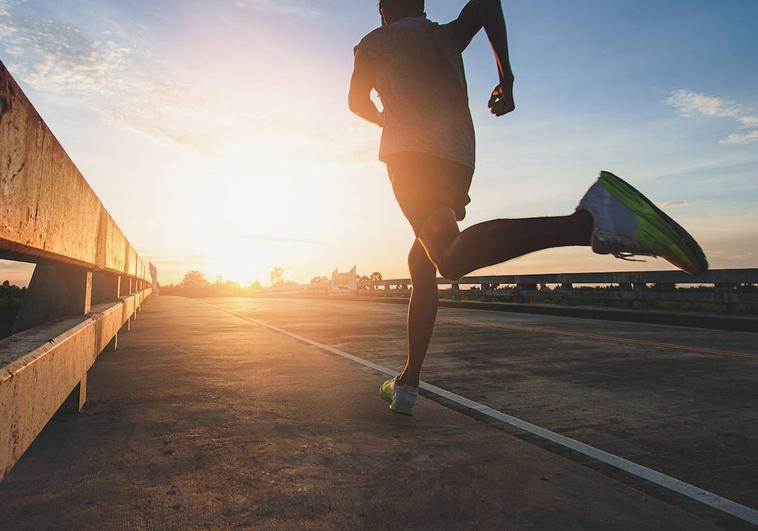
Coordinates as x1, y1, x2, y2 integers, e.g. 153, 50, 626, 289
349, 0, 708, 415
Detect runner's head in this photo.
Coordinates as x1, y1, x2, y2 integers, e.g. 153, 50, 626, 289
379, 0, 425, 25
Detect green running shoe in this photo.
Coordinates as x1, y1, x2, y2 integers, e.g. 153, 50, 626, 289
380, 376, 417, 416
577, 171, 709, 275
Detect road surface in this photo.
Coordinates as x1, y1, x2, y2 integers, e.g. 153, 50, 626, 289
1, 296, 756, 529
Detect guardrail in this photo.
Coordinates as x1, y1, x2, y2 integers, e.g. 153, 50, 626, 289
361, 269, 758, 313
0, 61, 154, 480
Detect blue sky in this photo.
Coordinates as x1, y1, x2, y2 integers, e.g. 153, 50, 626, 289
1, 0, 756, 285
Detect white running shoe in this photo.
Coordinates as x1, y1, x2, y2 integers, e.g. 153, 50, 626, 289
379, 376, 417, 416
577, 171, 708, 275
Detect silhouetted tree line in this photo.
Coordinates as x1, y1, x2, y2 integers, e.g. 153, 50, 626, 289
0, 280, 26, 339
160, 268, 303, 298
160, 268, 388, 298
159, 271, 263, 298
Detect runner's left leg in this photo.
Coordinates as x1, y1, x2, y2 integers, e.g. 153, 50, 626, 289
397, 238, 439, 387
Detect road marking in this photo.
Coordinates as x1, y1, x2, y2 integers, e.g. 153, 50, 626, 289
231, 298, 758, 361
211, 304, 758, 527
440, 318, 758, 361
305, 298, 758, 360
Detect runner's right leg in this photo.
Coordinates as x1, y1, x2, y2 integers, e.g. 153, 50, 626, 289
419, 171, 708, 279
419, 208, 593, 281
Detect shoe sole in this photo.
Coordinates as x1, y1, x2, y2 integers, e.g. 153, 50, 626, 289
389, 403, 413, 416
379, 382, 413, 416
599, 171, 709, 275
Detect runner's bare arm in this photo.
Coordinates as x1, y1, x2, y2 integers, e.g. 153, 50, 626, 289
348, 52, 384, 127
454, 0, 515, 116
453, 0, 484, 51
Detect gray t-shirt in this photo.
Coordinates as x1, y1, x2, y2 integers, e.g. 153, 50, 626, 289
355, 17, 476, 169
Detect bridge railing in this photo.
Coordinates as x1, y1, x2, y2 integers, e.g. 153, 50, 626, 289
360, 269, 758, 313
0, 61, 153, 480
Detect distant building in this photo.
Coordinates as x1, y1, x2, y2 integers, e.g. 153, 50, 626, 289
329, 266, 358, 293
149, 263, 159, 296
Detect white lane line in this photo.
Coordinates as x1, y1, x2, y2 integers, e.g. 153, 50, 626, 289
213, 305, 758, 527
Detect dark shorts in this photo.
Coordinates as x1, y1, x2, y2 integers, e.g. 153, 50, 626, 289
386, 152, 474, 235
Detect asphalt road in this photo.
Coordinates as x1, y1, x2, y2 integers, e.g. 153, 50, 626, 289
209, 296, 758, 526
1, 296, 756, 530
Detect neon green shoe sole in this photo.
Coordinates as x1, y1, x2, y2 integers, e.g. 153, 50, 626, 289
379, 380, 414, 416
379, 380, 393, 404
598, 171, 708, 275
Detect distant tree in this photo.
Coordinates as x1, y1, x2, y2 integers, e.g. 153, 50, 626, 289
250, 280, 262, 290
370, 272, 383, 283
182, 270, 209, 288
180, 270, 209, 296
270, 266, 285, 286
0, 281, 26, 340
310, 276, 329, 285
221, 280, 241, 295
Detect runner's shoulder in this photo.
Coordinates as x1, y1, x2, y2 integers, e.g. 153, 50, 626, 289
355, 19, 454, 55
355, 26, 388, 55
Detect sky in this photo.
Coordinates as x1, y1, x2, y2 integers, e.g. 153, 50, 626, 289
0, 0, 756, 286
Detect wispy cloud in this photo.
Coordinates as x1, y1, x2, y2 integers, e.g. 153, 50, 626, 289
722, 130, 758, 146
659, 200, 696, 208
235, 0, 322, 16
0, 1, 217, 151
143, 254, 212, 266
666, 89, 758, 145
0, 0, 375, 161
665, 89, 740, 118
237, 234, 325, 245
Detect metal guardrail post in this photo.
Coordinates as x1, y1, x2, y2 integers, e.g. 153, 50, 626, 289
619, 282, 634, 309
514, 282, 523, 303
632, 282, 647, 309
560, 282, 573, 305
715, 283, 737, 314
451, 282, 461, 300
515, 282, 536, 304
481, 283, 492, 301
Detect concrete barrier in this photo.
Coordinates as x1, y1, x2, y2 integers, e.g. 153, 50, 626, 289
0, 62, 150, 280
0, 290, 150, 478
0, 61, 154, 480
